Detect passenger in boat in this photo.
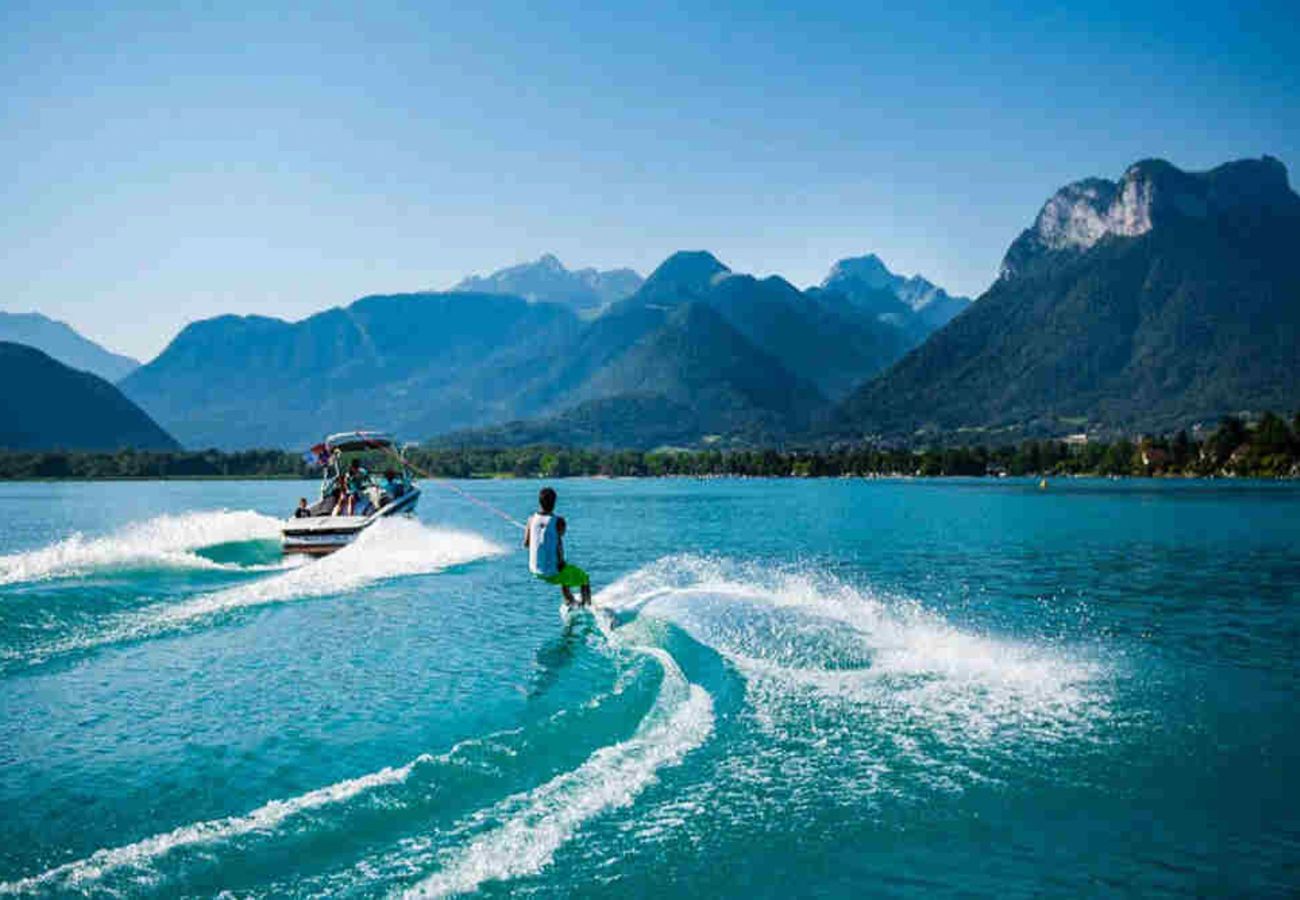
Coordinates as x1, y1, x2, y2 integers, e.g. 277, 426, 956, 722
381, 468, 405, 504
329, 460, 367, 516
331, 476, 353, 516
293, 497, 311, 518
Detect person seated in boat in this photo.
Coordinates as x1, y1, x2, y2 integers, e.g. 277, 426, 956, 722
328, 460, 365, 516
379, 468, 405, 505
347, 459, 370, 490
293, 497, 311, 518
354, 485, 377, 517
523, 486, 592, 607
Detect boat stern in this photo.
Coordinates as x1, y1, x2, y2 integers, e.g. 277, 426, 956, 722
281, 515, 367, 556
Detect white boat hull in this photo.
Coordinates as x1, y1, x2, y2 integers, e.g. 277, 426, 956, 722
281, 487, 420, 556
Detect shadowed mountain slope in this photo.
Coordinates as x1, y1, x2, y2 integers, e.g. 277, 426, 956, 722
0, 342, 178, 450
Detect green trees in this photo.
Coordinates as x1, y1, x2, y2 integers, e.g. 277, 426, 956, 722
1, 413, 1298, 480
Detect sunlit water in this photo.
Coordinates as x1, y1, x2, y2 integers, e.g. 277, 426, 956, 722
1, 478, 1298, 896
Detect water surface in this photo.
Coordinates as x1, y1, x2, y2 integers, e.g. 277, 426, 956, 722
1, 478, 1298, 896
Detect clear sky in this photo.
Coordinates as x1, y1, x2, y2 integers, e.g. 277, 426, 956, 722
3, 0, 1297, 360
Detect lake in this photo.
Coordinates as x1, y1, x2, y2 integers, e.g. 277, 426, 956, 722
1, 477, 1298, 896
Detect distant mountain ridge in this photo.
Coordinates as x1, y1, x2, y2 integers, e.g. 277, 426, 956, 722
111, 154, 1300, 453
0, 342, 177, 450
122, 248, 938, 449
437, 250, 914, 447
120, 292, 582, 449
453, 254, 643, 316
815, 254, 972, 335
834, 156, 1300, 439
0, 312, 140, 382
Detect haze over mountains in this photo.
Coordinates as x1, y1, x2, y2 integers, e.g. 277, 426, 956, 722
812, 255, 971, 339
11, 155, 1299, 452
0, 312, 140, 382
452, 254, 644, 316
117, 249, 949, 449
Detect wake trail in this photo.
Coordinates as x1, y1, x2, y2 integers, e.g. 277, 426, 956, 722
593, 555, 1116, 801
0, 636, 709, 896
10, 518, 502, 670
402, 644, 714, 897
0, 510, 284, 586
0, 745, 461, 896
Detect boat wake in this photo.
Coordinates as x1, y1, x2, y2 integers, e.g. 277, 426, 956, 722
0, 605, 714, 897
0, 554, 1114, 896
4, 518, 502, 672
597, 555, 1115, 811
0, 510, 284, 586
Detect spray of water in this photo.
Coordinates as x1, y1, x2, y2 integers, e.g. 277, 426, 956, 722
10, 517, 502, 669
0, 510, 284, 586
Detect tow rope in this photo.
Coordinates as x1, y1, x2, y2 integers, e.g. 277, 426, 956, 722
374, 442, 526, 531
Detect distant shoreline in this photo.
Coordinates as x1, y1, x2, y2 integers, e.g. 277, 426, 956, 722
1, 472, 1295, 484
2, 418, 1297, 481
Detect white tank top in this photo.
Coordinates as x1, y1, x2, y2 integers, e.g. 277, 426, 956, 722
528, 513, 560, 576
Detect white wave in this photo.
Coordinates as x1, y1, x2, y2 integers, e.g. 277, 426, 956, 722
0, 510, 283, 586
0, 751, 444, 895
20, 519, 503, 663
597, 555, 1110, 747
144, 518, 503, 628
404, 646, 714, 898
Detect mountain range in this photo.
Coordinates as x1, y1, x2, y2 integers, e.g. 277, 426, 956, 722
13, 154, 1298, 452
0, 312, 140, 382
0, 342, 177, 451
812, 254, 971, 339
452, 254, 644, 316
118, 249, 945, 449
834, 156, 1300, 439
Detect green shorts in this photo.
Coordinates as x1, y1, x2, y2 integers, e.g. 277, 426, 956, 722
538, 564, 589, 588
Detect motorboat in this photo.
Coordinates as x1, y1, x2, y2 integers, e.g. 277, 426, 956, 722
281, 430, 421, 556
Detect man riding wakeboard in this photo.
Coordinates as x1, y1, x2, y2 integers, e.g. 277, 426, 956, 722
523, 486, 592, 607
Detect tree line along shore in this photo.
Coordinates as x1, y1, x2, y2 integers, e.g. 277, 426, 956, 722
1, 414, 1298, 481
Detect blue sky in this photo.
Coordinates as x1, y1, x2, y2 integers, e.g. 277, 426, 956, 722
3, 0, 1297, 360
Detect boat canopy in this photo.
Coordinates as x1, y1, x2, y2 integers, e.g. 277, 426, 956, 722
323, 431, 395, 453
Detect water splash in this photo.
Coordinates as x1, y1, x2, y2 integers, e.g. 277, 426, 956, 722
0, 510, 283, 586
10, 518, 503, 669
596, 555, 1113, 809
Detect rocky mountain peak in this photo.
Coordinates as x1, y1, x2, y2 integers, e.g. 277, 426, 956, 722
642, 251, 731, 295
453, 254, 643, 312
818, 253, 971, 333
1001, 156, 1297, 279
824, 254, 894, 291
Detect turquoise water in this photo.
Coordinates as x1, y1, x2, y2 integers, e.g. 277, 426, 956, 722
1, 478, 1298, 896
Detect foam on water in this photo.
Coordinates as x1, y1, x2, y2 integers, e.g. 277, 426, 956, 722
596, 555, 1113, 806
599, 555, 1106, 729
15, 518, 503, 667
1, 631, 709, 896
403, 645, 714, 897
0, 510, 283, 586
147, 517, 502, 627
0, 552, 1108, 895
0, 743, 467, 895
